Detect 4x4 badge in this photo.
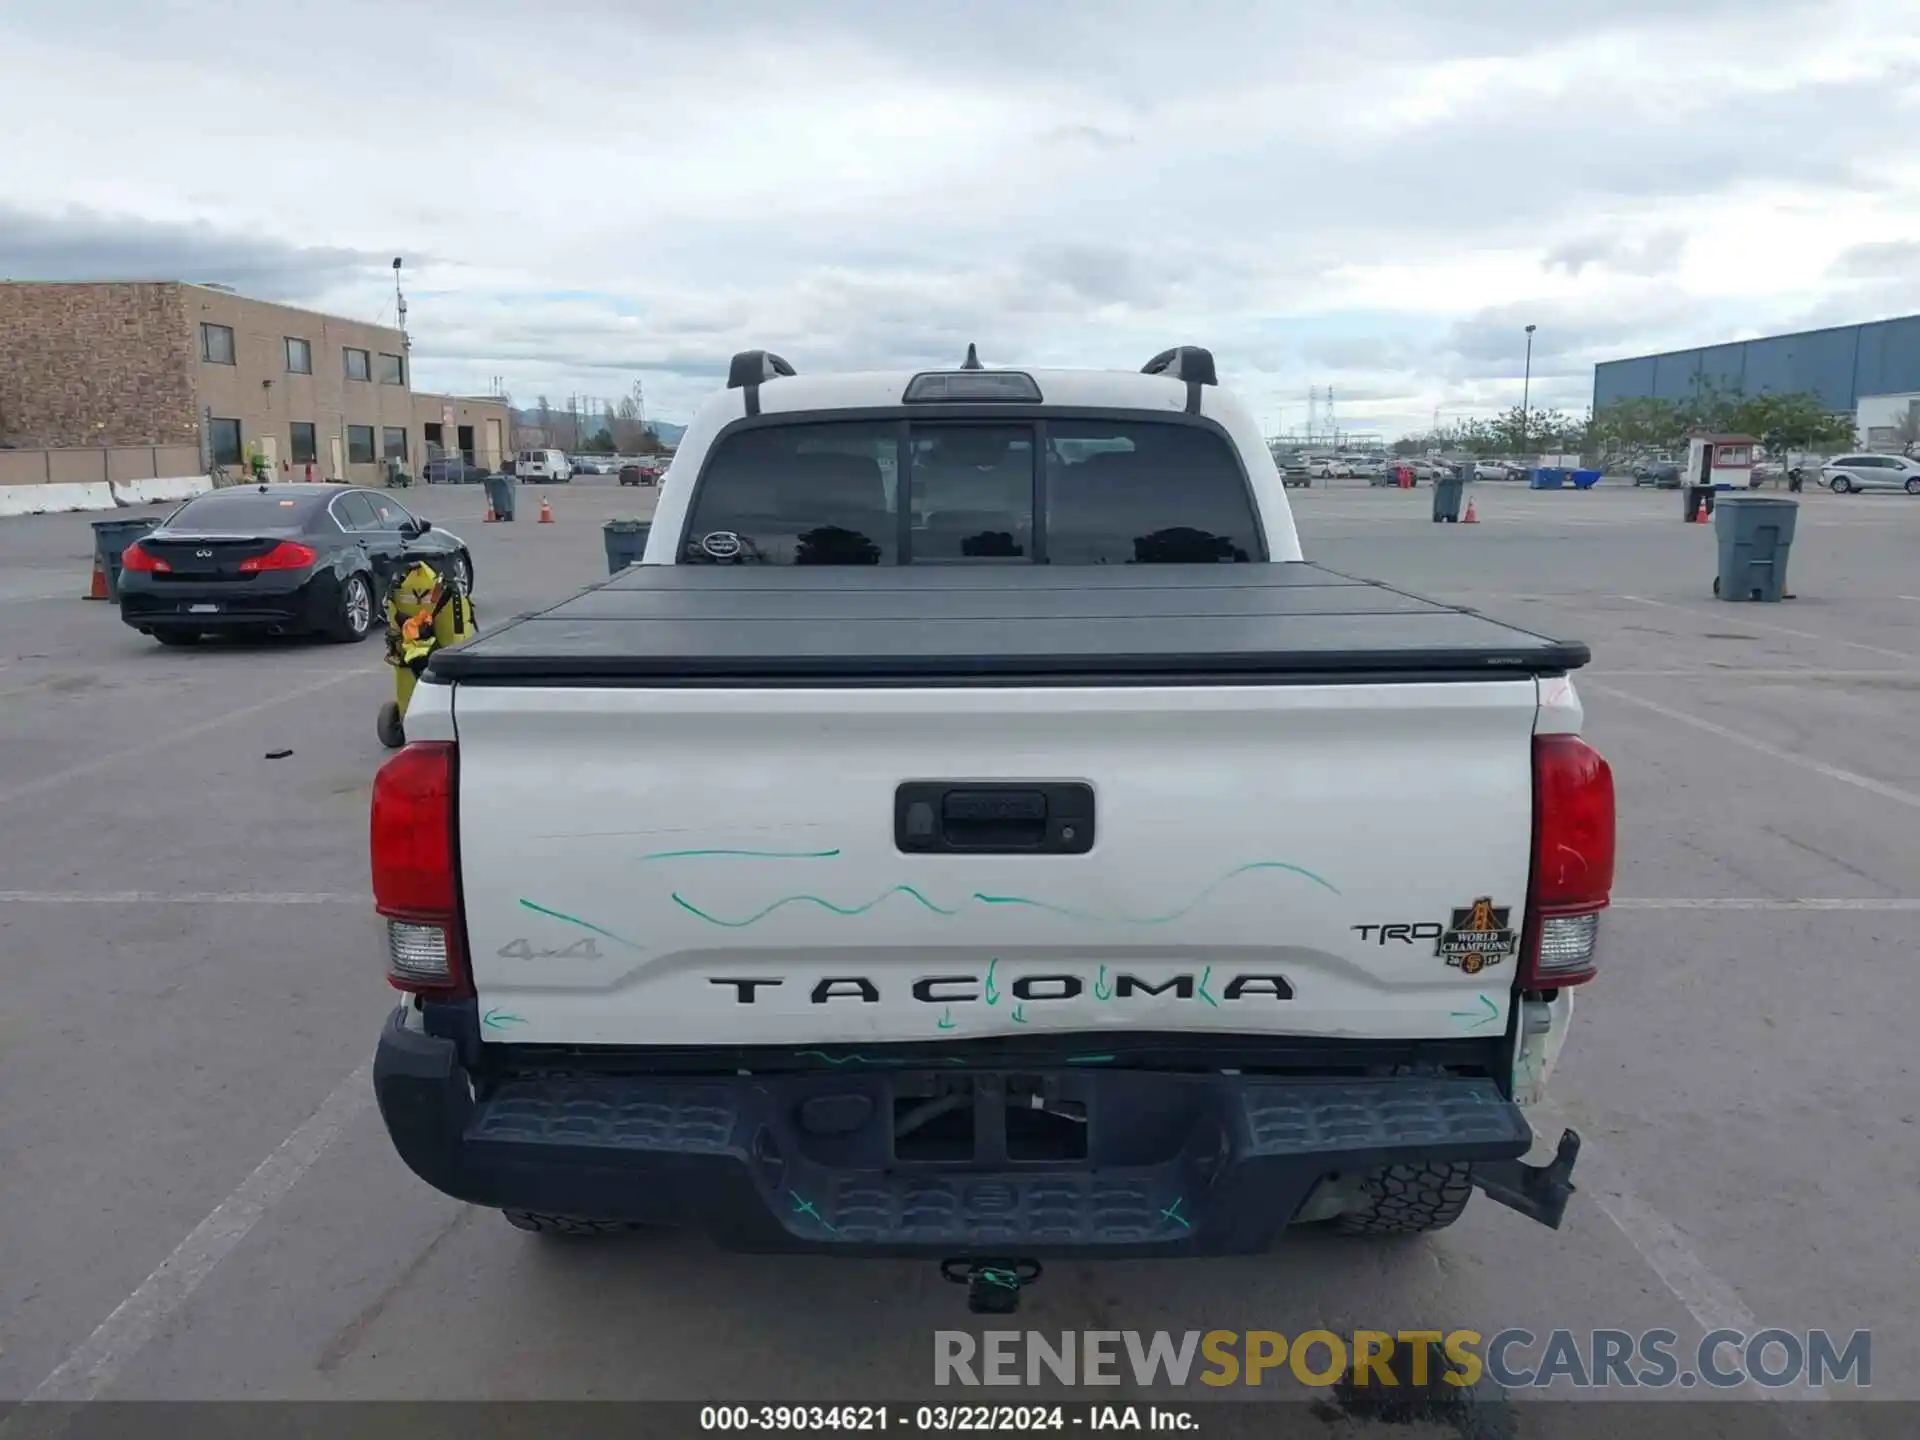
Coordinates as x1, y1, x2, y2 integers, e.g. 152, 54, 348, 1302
1437, 896, 1517, 975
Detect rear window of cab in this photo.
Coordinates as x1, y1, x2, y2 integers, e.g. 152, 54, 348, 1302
681, 418, 1263, 565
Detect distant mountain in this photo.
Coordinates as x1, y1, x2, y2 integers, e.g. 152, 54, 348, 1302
508, 409, 686, 448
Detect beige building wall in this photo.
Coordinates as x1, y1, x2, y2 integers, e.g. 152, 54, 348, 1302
412, 392, 512, 471
0, 282, 198, 448
185, 286, 416, 486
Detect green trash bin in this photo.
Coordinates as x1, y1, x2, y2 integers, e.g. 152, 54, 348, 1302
91, 516, 161, 603
603, 519, 652, 574
1712, 496, 1798, 602
483, 472, 516, 522
1431, 472, 1465, 522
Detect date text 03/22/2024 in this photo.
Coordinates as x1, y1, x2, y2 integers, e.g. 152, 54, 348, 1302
699, 1405, 1193, 1432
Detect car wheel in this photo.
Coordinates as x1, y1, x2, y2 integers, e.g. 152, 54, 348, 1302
1334, 1161, 1474, 1236
1829, 475, 1851, 494
1906, 477, 1920, 495
327, 572, 374, 643
152, 628, 203, 647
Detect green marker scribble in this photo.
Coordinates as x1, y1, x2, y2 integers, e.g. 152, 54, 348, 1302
482, 1009, 527, 1031
971, 860, 1339, 924
1093, 964, 1114, 1001
1196, 966, 1219, 1008
983, 957, 1001, 1006
1450, 994, 1501, 1031
936, 1008, 957, 1031
788, 1191, 837, 1233
670, 885, 958, 929
516, 899, 648, 951
639, 847, 841, 862
797, 1051, 965, 1067
1159, 1197, 1192, 1229
667, 860, 1338, 931
1065, 1054, 1117, 1065
977, 1268, 1021, 1290
1010, 1003, 1029, 1025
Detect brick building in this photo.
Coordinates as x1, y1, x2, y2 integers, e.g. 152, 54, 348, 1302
0, 281, 509, 486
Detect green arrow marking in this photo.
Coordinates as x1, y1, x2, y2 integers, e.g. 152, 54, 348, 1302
1450, 994, 1501, 1031
983, 957, 1001, 1006
1093, 964, 1114, 1001
1196, 965, 1219, 1008
482, 1009, 527, 1031
1010, 1003, 1029, 1025
936, 1008, 956, 1031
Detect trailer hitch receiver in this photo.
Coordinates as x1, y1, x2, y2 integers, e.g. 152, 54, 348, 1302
941, 1258, 1043, 1315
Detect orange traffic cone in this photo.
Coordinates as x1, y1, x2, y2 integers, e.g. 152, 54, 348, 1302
1462, 496, 1478, 524
86, 554, 110, 600
539, 497, 554, 523
484, 503, 497, 523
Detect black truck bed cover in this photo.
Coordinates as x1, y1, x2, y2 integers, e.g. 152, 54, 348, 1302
427, 562, 1590, 685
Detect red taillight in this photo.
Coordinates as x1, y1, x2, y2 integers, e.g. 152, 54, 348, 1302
238, 541, 318, 573
370, 741, 470, 997
1521, 732, 1616, 988
121, 541, 169, 573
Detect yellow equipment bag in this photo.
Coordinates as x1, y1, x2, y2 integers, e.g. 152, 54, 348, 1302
378, 558, 476, 747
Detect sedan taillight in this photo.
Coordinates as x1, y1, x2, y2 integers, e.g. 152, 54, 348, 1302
238, 541, 318, 573
120, 541, 169, 573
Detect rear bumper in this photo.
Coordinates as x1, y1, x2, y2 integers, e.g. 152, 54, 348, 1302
374, 1008, 1537, 1256
119, 571, 338, 631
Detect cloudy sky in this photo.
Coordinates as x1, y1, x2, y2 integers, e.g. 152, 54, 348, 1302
4, 0, 1918, 436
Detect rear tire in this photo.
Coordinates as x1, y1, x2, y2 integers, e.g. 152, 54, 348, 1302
1905, 477, 1920, 495
502, 1209, 641, 1236
326, 572, 374, 643
152, 628, 203, 647
1334, 1161, 1474, 1236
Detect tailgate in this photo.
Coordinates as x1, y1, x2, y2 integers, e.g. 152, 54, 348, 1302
453, 682, 1539, 1047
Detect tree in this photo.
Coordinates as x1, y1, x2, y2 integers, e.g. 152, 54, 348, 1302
1726, 391, 1856, 460
1588, 396, 1687, 469
589, 426, 616, 453
535, 396, 552, 444
1881, 400, 1920, 456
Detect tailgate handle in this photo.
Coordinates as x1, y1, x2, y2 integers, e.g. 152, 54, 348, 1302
896, 782, 1095, 855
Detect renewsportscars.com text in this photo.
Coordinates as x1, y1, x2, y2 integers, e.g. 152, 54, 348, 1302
934, 1329, 1871, 1391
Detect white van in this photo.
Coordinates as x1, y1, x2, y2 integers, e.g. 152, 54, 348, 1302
516, 449, 573, 484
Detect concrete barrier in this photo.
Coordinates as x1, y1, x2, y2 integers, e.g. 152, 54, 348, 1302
110, 475, 214, 506
0, 482, 117, 518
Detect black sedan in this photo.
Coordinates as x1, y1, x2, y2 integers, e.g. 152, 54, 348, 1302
118, 484, 471, 647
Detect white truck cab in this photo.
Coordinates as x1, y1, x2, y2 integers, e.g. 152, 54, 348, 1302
371, 345, 1614, 1313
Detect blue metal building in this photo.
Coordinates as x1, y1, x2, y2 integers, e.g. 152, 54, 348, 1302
1593, 314, 1920, 413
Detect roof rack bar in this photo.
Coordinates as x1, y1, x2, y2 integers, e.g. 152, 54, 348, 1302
727, 349, 796, 417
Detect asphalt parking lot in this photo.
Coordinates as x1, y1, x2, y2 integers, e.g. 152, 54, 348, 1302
2, 475, 1916, 1427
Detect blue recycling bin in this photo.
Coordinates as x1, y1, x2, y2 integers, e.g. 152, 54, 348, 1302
603, 519, 652, 574
483, 472, 515, 522
91, 516, 160, 603
1571, 469, 1602, 489
1529, 467, 1567, 489
1712, 496, 1798, 602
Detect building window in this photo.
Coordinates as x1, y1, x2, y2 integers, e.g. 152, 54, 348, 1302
201, 323, 235, 365
344, 348, 371, 382
207, 417, 243, 466
377, 352, 405, 386
289, 422, 317, 465
382, 426, 409, 462
285, 337, 312, 374
346, 425, 376, 464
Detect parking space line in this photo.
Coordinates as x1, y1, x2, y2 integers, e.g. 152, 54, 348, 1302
1531, 1098, 1843, 1414
0, 666, 375, 810
1587, 682, 1920, 811
1618, 595, 1920, 662
0, 890, 364, 904
15, 1061, 374, 1407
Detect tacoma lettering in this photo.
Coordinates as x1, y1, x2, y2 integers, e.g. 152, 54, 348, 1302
717, 973, 1294, 1002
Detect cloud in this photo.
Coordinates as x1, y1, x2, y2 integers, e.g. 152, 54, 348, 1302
0, 203, 390, 300
2, 0, 1917, 433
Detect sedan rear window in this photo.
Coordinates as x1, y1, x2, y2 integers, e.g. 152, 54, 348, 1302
164, 491, 318, 531
682, 417, 1260, 565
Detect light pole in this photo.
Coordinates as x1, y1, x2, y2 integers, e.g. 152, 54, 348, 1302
1521, 323, 1537, 457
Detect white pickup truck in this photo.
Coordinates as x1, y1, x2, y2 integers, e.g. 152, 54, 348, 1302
370, 346, 1615, 1313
